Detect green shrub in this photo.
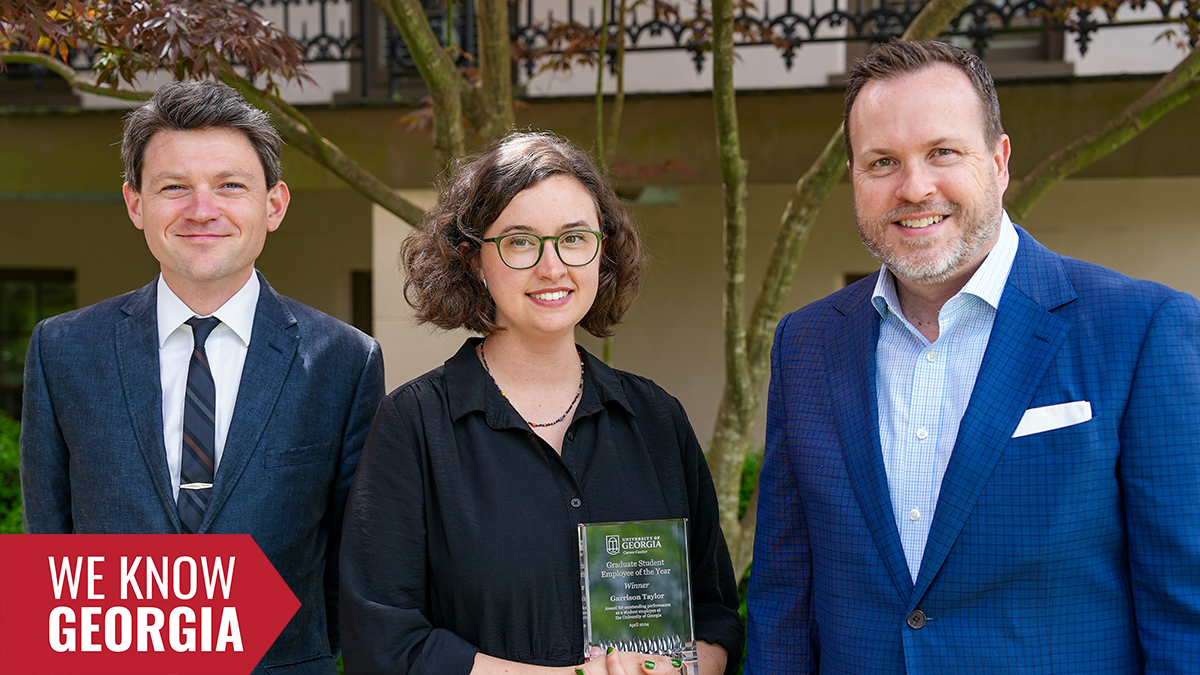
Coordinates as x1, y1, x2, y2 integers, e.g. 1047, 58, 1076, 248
0, 411, 22, 533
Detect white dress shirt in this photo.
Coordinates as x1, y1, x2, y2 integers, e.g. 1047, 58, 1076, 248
871, 213, 1019, 582
157, 273, 259, 500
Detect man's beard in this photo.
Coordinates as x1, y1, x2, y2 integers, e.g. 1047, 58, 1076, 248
855, 184, 1002, 286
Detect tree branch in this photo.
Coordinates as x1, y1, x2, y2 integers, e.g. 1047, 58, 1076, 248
744, 0, 973, 392
744, 127, 846, 388
373, 0, 467, 163
1, 52, 150, 101
224, 73, 427, 226
901, 0, 965, 40
468, 0, 516, 143
1005, 47, 1200, 221
0, 52, 426, 225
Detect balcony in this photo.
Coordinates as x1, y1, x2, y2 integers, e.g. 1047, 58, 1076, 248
1, 0, 1195, 106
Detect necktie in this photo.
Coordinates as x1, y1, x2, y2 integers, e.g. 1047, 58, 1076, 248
179, 316, 221, 534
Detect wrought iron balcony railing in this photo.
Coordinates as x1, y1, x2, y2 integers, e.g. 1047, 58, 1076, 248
513, 0, 1197, 74
4, 0, 1196, 100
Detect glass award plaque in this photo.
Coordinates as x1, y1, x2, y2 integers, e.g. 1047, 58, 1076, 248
579, 518, 695, 674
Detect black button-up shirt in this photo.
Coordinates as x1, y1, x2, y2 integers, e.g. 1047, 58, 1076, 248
340, 338, 744, 675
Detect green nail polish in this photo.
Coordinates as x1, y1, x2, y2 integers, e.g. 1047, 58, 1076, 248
644, 661, 656, 670
576, 669, 585, 675
607, 645, 614, 654
671, 659, 682, 669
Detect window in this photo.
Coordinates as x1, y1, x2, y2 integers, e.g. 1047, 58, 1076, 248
352, 270, 373, 336
1, 270, 77, 420
841, 2, 1073, 81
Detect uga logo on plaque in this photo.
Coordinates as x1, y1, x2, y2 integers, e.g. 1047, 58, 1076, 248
606, 535, 620, 556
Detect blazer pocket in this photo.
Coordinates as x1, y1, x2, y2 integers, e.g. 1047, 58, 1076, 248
1011, 401, 1092, 438
265, 443, 333, 468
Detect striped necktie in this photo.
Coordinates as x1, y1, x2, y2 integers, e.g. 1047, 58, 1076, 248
178, 316, 221, 534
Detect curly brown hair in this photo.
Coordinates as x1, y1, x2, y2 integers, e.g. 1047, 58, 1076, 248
401, 131, 643, 337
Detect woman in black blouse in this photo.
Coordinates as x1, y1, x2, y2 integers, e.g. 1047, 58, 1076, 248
339, 132, 743, 675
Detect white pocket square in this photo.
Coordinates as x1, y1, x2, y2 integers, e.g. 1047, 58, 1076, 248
1012, 401, 1092, 438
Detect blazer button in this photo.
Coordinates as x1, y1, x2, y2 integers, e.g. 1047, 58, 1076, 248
906, 610, 927, 629
571, 498, 582, 508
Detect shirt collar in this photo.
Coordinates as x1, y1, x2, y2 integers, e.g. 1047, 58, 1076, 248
871, 210, 1019, 319
577, 346, 636, 418
445, 337, 635, 427
156, 272, 260, 348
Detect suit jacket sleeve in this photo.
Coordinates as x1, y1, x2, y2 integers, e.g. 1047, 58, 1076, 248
323, 337, 385, 655
19, 320, 74, 533
339, 384, 483, 675
1119, 290, 1200, 673
745, 315, 817, 675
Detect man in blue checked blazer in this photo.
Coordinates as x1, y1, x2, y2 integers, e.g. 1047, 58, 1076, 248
746, 41, 1200, 674
20, 81, 384, 674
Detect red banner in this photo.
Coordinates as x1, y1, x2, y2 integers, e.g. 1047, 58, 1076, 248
0, 535, 299, 675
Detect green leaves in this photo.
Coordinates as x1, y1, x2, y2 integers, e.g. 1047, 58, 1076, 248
0, 411, 21, 534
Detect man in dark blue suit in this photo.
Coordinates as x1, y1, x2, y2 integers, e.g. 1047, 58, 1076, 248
747, 41, 1200, 673
19, 80, 385, 674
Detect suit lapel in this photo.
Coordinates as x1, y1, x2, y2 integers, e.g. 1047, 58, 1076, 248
826, 282, 915, 601
912, 229, 1076, 602
201, 275, 298, 530
115, 282, 180, 529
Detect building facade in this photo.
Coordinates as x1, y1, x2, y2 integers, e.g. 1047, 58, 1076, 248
2, 0, 1198, 441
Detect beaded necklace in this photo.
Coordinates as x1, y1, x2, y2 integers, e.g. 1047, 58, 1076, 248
479, 341, 584, 428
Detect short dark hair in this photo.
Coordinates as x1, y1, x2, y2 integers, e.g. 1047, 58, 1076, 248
401, 131, 643, 338
121, 80, 283, 191
844, 40, 1003, 162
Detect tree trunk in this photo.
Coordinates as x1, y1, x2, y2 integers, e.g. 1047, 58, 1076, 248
595, 0, 610, 163
467, 0, 517, 143
606, 0, 629, 168
707, 0, 753, 571
228, 75, 428, 225
594, 0, 630, 364
706, 0, 975, 580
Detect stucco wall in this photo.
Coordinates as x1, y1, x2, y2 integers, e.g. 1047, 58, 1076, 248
370, 176, 1200, 446
3, 77, 1198, 442
0, 189, 372, 321
6, 75, 1199, 194
599, 177, 1200, 447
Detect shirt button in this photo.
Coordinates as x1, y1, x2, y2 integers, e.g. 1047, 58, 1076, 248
567, 431, 575, 442
909, 508, 921, 521
925, 351, 937, 363
916, 428, 928, 440
571, 498, 582, 508
907, 609, 927, 629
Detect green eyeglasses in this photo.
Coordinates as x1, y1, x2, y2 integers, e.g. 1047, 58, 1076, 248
482, 229, 605, 270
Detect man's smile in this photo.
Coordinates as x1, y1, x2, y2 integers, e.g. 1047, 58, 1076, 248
898, 215, 947, 229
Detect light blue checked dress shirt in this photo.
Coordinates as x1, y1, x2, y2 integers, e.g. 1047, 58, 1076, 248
871, 213, 1019, 582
